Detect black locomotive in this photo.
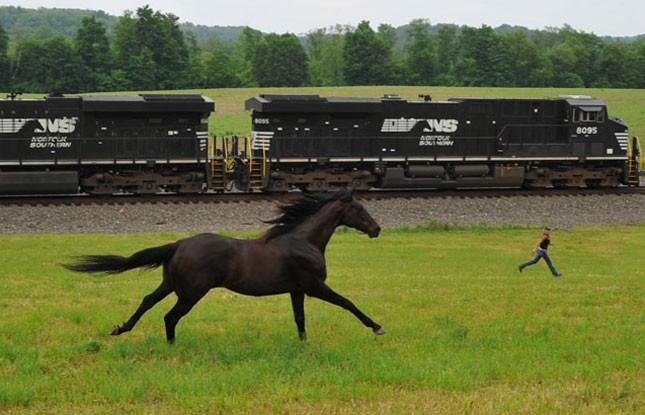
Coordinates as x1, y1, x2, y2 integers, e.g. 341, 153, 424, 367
0, 93, 213, 194
244, 94, 640, 191
0, 92, 640, 195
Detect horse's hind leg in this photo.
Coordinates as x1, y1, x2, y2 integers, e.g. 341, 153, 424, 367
164, 290, 208, 343
290, 292, 306, 340
111, 282, 172, 336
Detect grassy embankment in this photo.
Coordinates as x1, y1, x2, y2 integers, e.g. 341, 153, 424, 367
1, 224, 643, 413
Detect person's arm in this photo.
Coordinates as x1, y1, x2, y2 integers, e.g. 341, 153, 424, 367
534, 236, 545, 252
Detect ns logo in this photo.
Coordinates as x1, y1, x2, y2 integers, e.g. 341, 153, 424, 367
381, 118, 459, 133
34, 117, 78, 134
422, 119, 459, 133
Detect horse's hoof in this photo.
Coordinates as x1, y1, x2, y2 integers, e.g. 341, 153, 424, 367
109, 325, 121, 336
298, 332, 307, 341
373, 327, 385, 335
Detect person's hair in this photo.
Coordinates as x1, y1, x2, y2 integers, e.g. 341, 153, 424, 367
544, 227, 551, 231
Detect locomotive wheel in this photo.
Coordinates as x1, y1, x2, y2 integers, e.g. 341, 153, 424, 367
521, 180, 539, 189
266, 179, 288, 192
307, 180, 329, 192
551, 179, 568, 189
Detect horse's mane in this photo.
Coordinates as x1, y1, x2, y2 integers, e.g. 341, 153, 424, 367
263, 190, 351, 240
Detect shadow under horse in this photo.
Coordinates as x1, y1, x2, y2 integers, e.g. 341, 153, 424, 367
64, 190, 384, 343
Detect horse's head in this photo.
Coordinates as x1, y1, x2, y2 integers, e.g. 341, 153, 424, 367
337, 190, 381, 238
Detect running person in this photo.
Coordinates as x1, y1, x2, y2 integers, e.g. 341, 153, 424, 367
518, 227, 562, 277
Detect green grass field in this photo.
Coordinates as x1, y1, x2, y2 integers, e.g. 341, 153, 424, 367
1, 224, 643, 413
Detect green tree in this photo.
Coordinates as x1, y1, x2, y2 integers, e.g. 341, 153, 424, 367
547, 42, 584, 87
454, 26, 511, 86
377, 23, 398, 49
237, 27, 263, 86
594, 43, 644, 88
112, 6, 189, 90
378, 23, 405, 84
558, 27, 603, 87
14, 37, 84, 93
254, 33, 308, 87
306, 26, 347, 86
184, 31, 208, 88
435, 25, 458, 85
0, 23, 8, 90
202, 46, 240, 87
502, 32, 551, 86
343, 21, 396, 85
631, 39, 645, 87
404, 19, 436, 85
122, 47, 157, 90
75, 16, 111, 91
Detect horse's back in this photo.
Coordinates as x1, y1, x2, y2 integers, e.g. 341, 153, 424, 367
166, 233, 243, 291
175, 232, 244, 260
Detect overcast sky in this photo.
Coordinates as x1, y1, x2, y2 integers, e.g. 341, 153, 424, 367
2, 0, 643, 36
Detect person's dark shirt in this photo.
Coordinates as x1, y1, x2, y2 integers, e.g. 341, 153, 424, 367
539, 237, 550, 250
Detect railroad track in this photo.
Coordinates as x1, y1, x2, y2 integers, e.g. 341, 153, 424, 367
0, 186, 643, 207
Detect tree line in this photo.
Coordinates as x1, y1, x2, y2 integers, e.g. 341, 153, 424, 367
1, 5, 645, 93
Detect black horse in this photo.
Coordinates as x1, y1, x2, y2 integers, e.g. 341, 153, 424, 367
64, 190, 384, 343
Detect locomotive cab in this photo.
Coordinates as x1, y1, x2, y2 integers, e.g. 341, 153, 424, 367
556, 96, 629, 186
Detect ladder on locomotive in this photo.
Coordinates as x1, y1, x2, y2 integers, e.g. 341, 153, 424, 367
626, 136, 641, 186
246, 136, 267, 191
209, 136, 232, 192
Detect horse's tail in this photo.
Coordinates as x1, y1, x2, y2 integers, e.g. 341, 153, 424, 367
63, 243, 177, 275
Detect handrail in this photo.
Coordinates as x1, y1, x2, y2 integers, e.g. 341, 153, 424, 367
495, 123, 570, 139
262, 148, 267, 178
628, 136, 642, 171
246, 136, 252, 178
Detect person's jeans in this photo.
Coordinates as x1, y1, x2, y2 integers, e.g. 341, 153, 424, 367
519, 248, 560, 276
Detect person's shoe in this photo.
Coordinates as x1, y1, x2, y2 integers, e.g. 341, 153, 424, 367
554, 273, 562, 277
518, 266, 523, 273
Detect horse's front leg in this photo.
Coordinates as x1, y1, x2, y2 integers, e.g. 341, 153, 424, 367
306, 281, 384, 335
290, 292, 306, 340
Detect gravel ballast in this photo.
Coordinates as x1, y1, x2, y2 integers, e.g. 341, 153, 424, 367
1, 194, 644, 234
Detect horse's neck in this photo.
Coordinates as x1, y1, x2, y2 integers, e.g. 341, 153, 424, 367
297, 203, 341, 252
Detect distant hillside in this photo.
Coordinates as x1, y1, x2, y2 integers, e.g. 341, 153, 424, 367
0, 6, 246, 43
0, 6, 115, 40
391, 22, 644, 48
2, 5, 643, 47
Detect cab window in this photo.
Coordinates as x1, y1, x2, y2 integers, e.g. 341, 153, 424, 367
573, 108, 605, 123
